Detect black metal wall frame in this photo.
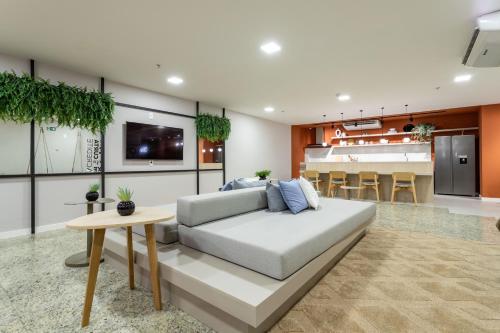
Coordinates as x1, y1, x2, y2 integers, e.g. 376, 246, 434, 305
1, 59, 226, 234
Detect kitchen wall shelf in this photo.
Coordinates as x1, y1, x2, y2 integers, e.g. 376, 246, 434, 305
331, 127, 479, 140
306, 144, 332, 148
329, 142, 431, 148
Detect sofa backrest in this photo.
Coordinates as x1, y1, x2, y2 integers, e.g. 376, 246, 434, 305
177, 187, 268, 227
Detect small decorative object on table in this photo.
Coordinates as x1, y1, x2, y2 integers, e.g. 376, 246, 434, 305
63, 197, 115, 267
117, 187, 135, 216
255, 169, 271, 180
86, 183, 100, 202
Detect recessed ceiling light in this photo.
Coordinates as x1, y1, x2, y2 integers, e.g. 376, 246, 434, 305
260, 42, 281, 54
336, 94, 351, 101
264, 106, 275, 112
454, 74, 472, 83
167, 76, 183, 85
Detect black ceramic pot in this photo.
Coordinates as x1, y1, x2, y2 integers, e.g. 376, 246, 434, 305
117, 201, 135, 216
86, 191, 99, 202
259, 176, 267, 180
403, 123, 415, 132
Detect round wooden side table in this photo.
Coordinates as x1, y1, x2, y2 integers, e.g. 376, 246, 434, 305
63, 198, 114, 267
66, 206, 175, 327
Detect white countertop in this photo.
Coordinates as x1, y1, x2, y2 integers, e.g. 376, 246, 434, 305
305, 161, 434, 176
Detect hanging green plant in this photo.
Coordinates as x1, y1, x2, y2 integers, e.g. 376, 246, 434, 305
0, 71, 114, 133
195, 113, 231, 142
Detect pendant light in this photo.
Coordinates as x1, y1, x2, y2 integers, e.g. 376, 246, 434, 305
403, 104, 415, 132
379, 107, 389, 144
358, 109, 365, 145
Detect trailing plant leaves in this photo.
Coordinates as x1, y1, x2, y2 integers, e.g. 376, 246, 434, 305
195, 113, 231, 142
117, 187, 133, 201
411, 123, 435, 142
255, 169, 271, 178
0, 71, 114, 133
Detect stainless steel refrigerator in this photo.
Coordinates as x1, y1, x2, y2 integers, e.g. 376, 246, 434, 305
434, 135, 476, 196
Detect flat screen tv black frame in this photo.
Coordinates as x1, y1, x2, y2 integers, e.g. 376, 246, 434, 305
125, 121, 184, 160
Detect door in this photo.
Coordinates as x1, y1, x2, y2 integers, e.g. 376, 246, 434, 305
434, 136, 453, 194
452, 135, 476, 196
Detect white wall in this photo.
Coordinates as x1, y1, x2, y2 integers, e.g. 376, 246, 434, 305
106, 173, 197, 207
225, 111, 291, 181
0, 53, 291, 235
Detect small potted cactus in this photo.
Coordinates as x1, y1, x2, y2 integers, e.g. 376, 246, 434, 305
86, 183, 100, 202
116, 187, 135, 216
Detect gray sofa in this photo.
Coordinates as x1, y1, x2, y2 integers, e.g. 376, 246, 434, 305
131, 203, 179, 244
177, 187, 376, 280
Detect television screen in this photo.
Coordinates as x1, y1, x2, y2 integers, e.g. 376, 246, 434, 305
126, 122, 183, 160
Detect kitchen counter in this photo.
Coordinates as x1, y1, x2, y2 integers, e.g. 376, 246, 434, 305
304, 161, 434, 202
305, 161, 433, 176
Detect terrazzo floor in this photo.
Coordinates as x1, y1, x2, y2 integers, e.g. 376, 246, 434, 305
1, 202, 499, 333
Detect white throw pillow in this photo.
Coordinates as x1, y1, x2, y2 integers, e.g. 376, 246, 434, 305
299, 176, 319, 209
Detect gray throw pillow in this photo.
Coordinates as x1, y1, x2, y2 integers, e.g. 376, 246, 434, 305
219, 178, 246, 191
233, 178, 268, 190
266, 183, 288, 212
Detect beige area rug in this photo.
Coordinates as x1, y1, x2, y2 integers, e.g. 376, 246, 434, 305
271, 206, 500, 332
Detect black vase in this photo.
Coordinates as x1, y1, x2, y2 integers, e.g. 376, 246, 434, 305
403, 123, 415, 132
259, 176, 267, 180
86, 191, 99, 202
117, 201, 135, 216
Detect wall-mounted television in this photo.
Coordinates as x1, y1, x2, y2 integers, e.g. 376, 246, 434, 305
126, 122, 183, 160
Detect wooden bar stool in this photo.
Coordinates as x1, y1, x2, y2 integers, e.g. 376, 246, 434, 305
303, 170, 323, 191
327, 171, 348, 198
357, 171, 380, 201
391, 172, 417, 204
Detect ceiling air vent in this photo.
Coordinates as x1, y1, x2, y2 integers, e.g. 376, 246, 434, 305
342, 119, 382, 131
463, 10, 500, 68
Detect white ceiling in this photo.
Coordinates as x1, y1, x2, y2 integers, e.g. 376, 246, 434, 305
1, 0, 500, 124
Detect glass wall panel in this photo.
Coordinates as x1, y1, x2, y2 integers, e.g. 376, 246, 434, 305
34, 122, 101, 174
198, 138, 223, 170
0, 121, 30, 175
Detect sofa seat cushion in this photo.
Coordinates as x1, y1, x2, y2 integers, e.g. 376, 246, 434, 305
177, 187, 267, 227
132, 203, 178, 244
178, 198, 375, 280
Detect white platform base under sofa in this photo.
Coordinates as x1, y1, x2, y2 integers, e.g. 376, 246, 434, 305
103, 220, 372, 333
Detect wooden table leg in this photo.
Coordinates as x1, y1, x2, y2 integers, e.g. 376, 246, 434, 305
126, 226, 135, 289
82, 228, 106, 327
144, 224, 162, 310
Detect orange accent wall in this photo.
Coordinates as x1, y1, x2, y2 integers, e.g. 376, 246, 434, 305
480, 104, 500, 198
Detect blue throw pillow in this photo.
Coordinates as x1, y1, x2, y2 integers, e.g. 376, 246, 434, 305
220, 178, 246, 191
220, 181, 234, 191
278, 180, 309, 214
266, 183, 288, 212
233, 178, 268, 190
